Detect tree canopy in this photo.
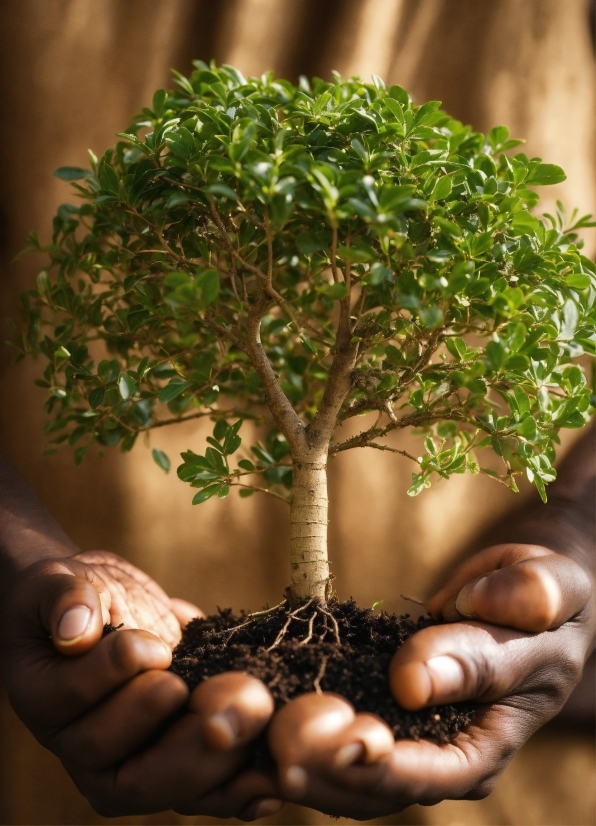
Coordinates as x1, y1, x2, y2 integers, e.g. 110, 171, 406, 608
19, 61, 596, 505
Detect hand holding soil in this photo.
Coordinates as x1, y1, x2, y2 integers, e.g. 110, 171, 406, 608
267, 544, 595, 819
0, 554, 282, 820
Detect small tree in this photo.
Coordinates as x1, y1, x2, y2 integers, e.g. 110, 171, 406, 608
19, 63, 596, 605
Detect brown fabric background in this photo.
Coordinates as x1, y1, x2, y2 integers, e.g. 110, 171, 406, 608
0, 2, 594, 824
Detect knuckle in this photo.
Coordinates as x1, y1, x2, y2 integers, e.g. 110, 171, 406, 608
137, 671, 187, 716
106, 630, 140, 676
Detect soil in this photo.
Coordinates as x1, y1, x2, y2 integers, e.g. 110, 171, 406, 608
170, 598, 475, 745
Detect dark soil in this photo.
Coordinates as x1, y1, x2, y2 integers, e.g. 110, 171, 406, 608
170, 598, 474, 744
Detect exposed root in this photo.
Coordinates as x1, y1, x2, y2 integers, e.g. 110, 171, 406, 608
400, 593, 426, 607
249, 600, 288, 618
313, 655, 329, 694
320, 606, 341, 644
298, 612, 318, 646
223, 598, 342, 652
224, 600, 288, 644
266, 599, 315, 651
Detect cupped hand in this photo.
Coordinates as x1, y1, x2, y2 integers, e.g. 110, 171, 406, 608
72, 549, 203, 648
0, 555, 283, 819
267, 544, 594, 819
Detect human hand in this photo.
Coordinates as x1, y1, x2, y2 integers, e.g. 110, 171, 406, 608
0, 556, 282, 819
71, 549, 203, 648
267, 544, 594, 819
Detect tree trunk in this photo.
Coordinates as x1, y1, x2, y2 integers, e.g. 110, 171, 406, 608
289, 457, 329, 603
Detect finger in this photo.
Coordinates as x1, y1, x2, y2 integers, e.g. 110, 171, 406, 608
363, 703, 535, 804
428, 544, 553, 618
449, 555, 592, 632
388, 619, 580, 710
106, 713, 249, 814
52, 670, 189, 769
275, 705, 534, 819
333, 714, 395, 767
5, 561, 109, 657
193, 771, 282, 821
11, 628, 172, 730
169, 597, 204, 628
268, 693, 355, 797
189, 672, 274, 750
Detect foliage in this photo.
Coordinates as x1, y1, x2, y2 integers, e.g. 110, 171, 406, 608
17, 61, 596, 504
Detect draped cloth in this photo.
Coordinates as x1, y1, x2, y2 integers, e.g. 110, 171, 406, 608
0, 2, 594, 823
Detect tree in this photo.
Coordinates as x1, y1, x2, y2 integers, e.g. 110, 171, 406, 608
18, 62, 596, 605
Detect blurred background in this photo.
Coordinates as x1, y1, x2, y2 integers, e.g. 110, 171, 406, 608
0, 1, 594, 824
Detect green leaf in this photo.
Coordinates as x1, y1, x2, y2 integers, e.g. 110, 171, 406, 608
517, 416, 537, 441
196, 268, 220, 306
54, 167, 93, 181
566, 273, 591, 290
319, 282, 348, 300
118, 373, 136, 400
238, 459, 255, 472
192, 484, 221, 505
152, 88, 167, 116
525, 164, 566, 186
213, 419, 229, 441
158, 380, 192, 403
152, 448, 171, 473
88, 387, 105, 409
206, 184, 239, 201
300, 335, 317, 355
428, 176, 452, 202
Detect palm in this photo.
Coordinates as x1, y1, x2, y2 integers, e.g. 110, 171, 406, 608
73, 550, 200, 647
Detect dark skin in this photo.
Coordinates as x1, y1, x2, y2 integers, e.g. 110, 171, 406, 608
0, 427, 594, 819
270, 427, 595, 818
0, 458, 283, 820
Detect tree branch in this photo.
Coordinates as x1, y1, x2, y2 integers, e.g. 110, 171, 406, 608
245, 290, 308, 455
329, 407, 466, 455
306, 274, 358, 451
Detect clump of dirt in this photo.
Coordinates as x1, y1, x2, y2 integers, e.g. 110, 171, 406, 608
171, 598, 474, 743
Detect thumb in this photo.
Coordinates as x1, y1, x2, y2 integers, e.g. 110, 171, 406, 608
429, 545, 592, 633
389, 621, 546, 710
6, 559, 109, 657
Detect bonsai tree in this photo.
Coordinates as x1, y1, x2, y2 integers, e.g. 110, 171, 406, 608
19, 62, 596, 607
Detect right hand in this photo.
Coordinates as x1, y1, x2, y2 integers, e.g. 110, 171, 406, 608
0, 556, 283, 820
266, 545, 594, 819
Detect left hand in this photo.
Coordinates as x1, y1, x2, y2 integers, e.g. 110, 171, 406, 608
1, 552, 283, 819
72, 550, 203, 647
267, 545, 595, 819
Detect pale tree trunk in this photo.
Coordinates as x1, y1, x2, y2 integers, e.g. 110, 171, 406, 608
289, 457, 329, 603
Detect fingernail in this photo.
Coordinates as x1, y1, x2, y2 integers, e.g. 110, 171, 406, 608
205, 708, 240, 749
334, 741, 364, 768
57, 605, 91, 642
285, 765, 308, 796
253, 797, 284, 818
425, 656, 464, 700
456, 576, 487, 618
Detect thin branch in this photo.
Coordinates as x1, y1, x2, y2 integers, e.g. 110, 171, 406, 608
148, 408, 252, 430
368, 442, 419, 463
329, 408, 466, 455
234, 481, 290, 504
330, 227, 340, 283
264, 210, 273, 286
204, 312, 246, 351
209, 197, 306, 338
